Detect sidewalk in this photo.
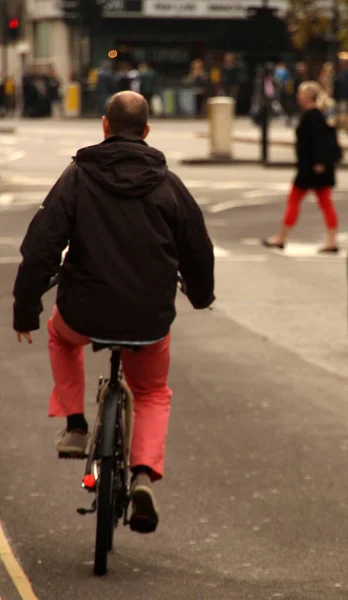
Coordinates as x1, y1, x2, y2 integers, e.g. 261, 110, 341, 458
202, 116, 348, 150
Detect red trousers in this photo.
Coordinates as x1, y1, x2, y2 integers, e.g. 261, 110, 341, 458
283, 185, 338, 229
48, 307, 172, 481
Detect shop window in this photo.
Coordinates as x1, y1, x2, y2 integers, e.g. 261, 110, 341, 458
34, 21, 51, 58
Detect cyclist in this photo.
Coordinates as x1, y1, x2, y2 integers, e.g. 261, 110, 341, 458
13, 91, 215, 534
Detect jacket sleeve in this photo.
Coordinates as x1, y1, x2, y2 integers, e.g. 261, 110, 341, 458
169, 172, 215, 309
13, 164, 77, 332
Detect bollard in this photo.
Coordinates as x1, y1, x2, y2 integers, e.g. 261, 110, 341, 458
208, 97, 235, 160
64, 82, 81, 118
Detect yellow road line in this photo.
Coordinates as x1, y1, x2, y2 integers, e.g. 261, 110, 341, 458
0, 523, 38, 600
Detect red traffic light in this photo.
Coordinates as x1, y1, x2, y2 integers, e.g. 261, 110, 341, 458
9, 18, 19, 30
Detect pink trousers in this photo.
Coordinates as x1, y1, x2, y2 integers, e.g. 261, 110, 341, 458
47, 306, 172, 480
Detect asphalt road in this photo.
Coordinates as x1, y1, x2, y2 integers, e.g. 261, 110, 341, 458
1, 119, 348, 599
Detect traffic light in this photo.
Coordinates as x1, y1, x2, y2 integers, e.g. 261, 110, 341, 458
7, 17, 20, 42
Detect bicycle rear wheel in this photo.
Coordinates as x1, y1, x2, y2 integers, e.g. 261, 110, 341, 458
94, 456, 114, 576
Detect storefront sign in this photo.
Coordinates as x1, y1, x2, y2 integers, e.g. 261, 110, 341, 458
143, 0, 287, 18
103, 0, 142, 17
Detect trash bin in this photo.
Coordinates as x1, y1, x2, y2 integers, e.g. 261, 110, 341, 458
64, 82, 81, 118
208, 97, 235, 159
162, 89, 176, 116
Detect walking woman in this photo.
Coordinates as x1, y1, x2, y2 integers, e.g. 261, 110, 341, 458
187, 59, 208, 118
263, 82, 339, 253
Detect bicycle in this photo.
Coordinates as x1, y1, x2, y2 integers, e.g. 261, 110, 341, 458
48, 271, 136, 576
76, 341, 135, 576
47, 271, 193, 576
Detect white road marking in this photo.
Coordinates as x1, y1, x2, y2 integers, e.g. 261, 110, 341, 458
0, 135, 17, 145
214, 246, 230, 258
211, 181, 250, 190
242, 238, 346, 259
208, 199, 269, 213
0, 192, 43, 211
243, 189, 284, 200
213, 245, 268, 261
0, 193, 14, 207
219, 255, 268, 262
0, 150, 25, 164
242, 238, 262, 246
0, 522, 39, 599
337, 231, 348, 242
267, 242, 344, 258
167, 151, 185, 160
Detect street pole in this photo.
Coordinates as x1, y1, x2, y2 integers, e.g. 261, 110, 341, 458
331, 0, 339, 69
261, 0, 270, 164
0, 0, 9, 80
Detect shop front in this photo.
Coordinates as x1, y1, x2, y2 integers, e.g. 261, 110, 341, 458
85, 0, 289, 116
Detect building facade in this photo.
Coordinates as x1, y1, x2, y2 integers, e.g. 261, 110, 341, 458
25, 0, 71, 85
19, 0, 288, 86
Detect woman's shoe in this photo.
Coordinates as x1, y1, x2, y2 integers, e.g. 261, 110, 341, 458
262, 239, 285, 250
318, 246, 340, 254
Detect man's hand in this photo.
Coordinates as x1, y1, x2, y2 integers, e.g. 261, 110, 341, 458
314, 163, 325, 174
16, 332, 33, 345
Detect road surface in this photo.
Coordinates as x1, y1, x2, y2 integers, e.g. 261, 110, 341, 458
0, 118, 348, 599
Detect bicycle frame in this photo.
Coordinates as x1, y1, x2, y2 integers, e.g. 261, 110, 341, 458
99, 350, 122, 458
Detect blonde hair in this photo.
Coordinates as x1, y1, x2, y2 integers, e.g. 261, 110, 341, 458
298, 81, 322, 101
317, 90, 337, 127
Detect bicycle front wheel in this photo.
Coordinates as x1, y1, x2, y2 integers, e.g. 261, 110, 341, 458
94, 456, 113, 576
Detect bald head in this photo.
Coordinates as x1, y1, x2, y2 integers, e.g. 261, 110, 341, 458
104, 91, 149, 138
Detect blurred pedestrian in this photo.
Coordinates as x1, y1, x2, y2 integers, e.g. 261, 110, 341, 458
113, 62, 131, 93
319, 61, 334, 97
287, 61, 308, 125
335, 60, 348, 129
250, 64, 280, 126
47, 65, 62, 118
128, 65, 141, 93
139, 63, 158, 112
0, 77, 5, 117
274, 61, 291, 121
22, 68, 35, 117
317, 90, 338, 128
96, 61, 114, 115
187, 59, 208, 118
3, 77, 16, 115
293, 62, 308, 94
263, 82, 339, 253
208, 58, 222, 97
221, 53, 241, 101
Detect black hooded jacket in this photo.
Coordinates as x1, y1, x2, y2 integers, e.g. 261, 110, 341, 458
13, 136, 215, 340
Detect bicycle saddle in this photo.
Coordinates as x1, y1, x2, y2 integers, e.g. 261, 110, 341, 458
92, 341, 142, 353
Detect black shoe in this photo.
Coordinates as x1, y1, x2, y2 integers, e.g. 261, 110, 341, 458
262, 239, 285, 250
130, 474, 159, 534
318, 246, 340, 254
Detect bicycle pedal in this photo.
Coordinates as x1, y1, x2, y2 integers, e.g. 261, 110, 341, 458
77, 506, 96, 515
58, 452, 88, 460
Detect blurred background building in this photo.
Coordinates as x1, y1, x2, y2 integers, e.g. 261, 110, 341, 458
0, 0, 346, 118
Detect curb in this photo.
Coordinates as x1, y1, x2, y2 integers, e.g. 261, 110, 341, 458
181, 157, 261, 166
181, 158, 348, 169
197, 131, 348, 151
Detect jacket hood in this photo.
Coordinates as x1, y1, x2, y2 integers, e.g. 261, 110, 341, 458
75, 136, 167, 197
